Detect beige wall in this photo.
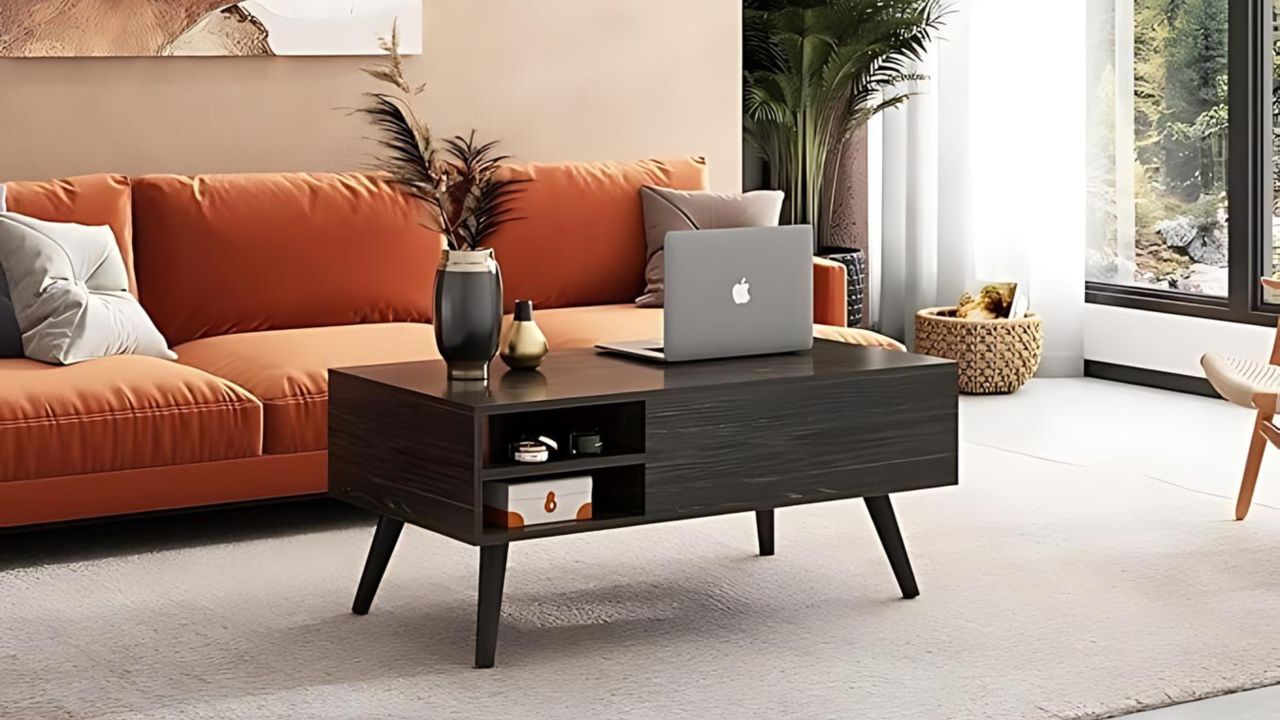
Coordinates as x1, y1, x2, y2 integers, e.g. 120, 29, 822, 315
0, 0, 742, 192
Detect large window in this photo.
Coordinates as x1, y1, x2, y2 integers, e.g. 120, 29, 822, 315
1088, 0, 1229, 297
1086, 0, 1275, 323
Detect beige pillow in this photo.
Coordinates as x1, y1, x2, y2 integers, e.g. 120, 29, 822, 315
637, 186, 785, 307
0, 213, 176, 365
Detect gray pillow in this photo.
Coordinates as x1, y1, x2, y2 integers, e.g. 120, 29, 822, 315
637, 186, 785, 307
0, 213, 175, 365
0, 184, 21, 359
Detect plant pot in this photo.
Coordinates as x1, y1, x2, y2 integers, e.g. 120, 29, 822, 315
434, 248, 503, 381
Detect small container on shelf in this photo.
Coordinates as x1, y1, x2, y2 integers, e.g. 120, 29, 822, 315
483, 475, 593, 528
569, 429, 604, 456
511, 435, 559, 463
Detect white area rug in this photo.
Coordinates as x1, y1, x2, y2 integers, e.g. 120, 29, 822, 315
4, 440, 1280, 719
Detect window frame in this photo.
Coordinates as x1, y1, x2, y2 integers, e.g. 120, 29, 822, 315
1084, 0, 1275, 327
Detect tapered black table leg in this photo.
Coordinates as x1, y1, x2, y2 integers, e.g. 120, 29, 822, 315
475, 543, 509, 669
351, 516, 404, 615
756, 509, 775, 556
864, 495, 919, 599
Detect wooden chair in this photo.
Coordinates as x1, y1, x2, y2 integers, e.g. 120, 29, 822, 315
1201, 278, 1280, 520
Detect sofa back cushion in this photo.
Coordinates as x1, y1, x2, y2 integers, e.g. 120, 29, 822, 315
486, 157, 709, 312
4, 175, 135, 294
131, 173, 445, 345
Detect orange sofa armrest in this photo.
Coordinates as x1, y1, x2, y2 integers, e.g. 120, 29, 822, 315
812, 257, 848, 327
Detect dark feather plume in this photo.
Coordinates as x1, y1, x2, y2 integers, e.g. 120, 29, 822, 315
357, 28, 525, 249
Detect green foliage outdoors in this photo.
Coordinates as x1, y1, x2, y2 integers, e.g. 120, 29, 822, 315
1131, 0, 1228, 230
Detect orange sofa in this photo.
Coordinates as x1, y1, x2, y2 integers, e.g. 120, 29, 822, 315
0, 158, 900, 528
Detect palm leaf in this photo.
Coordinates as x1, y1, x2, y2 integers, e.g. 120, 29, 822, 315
744, 0, 950, 240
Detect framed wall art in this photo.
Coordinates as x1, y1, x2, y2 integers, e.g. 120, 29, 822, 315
0, 0, 423, 57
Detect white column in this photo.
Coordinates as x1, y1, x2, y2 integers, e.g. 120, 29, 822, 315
867, 113, 884, 329
879, 100, 909, 339
934, 7, 975, 310
903, 52, 940, 348
969, 0, 1086, 377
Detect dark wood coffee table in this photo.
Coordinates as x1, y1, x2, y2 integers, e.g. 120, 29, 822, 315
329, 340, 958, 667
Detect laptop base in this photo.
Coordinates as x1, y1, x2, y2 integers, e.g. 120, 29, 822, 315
595, 340, 667, 362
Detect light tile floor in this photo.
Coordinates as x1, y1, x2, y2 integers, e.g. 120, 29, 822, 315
970, 378, 1280, 718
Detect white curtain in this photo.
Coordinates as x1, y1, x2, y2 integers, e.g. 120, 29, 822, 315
870, 0, 1086, 377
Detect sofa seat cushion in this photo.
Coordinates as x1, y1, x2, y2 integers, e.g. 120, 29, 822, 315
516, 304, 907, 351
174, 323, 440, 455
0, 356, 262, 483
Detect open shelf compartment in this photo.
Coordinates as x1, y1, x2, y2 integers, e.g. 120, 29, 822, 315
482, 401, 646, 532
480, 463, 647, 541
483, 400, 645, 470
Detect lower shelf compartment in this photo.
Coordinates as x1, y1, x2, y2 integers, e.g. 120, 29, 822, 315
482, 464, 645, 534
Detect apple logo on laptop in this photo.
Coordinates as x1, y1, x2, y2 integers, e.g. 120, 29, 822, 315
732, 278, 751, 305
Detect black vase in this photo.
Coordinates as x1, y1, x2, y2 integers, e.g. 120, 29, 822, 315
434, 248, 503, 381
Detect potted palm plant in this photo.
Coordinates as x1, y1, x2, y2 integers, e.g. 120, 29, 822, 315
358, 23, 525, 381
744, 0, 948, 247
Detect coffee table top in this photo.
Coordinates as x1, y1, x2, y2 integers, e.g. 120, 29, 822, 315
332, 340, 953, 413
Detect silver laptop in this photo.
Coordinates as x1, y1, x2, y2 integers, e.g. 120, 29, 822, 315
597, 225, 814, 362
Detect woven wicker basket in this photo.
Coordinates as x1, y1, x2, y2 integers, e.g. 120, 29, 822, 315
914, 307, 1043, 395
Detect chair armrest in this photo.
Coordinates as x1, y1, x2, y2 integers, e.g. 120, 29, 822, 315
1254, 392, 1279, 415
812, 257, 848, 328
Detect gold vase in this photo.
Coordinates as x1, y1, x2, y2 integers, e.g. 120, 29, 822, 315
500, 300, 549, 370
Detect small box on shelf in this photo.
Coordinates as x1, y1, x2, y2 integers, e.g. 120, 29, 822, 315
483, 475, 593, 529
